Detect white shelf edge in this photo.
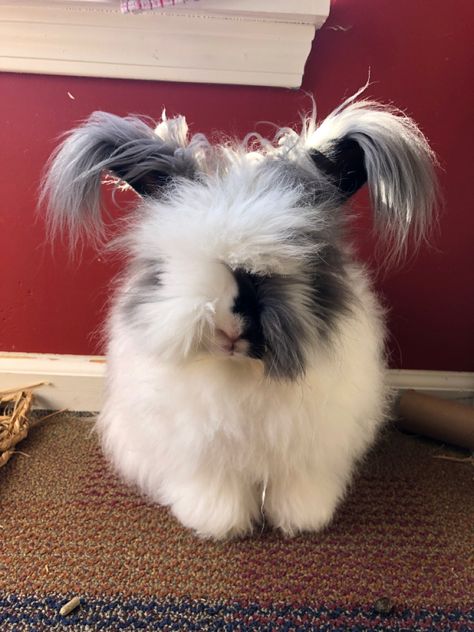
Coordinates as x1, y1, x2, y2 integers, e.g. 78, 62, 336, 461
0, 1, 330, 87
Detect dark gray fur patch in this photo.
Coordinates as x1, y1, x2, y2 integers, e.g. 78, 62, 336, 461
232, 269, 306, 380
229, 162, 354, 381
120, 261, 163, 321
306, 243, 353, 339
232, 269, 266, 360
257, 275, 308, 381
232, 256, 352, 381
284, 164, 354, 339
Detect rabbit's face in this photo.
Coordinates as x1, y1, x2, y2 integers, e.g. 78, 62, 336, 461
121, 162, 350, 381
123, 249, 348, 381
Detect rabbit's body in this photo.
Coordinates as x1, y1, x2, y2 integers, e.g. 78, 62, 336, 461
100, 260, 385, 539
42, 93, 436, 539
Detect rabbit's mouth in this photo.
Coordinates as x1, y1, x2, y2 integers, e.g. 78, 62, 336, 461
215, 328, 250, 357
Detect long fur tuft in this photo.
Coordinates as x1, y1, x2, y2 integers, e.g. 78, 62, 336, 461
304, 97, 439, 255
39, 111, 196, 245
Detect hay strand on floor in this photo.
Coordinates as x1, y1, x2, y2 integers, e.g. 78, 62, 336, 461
0, 384, 45, 469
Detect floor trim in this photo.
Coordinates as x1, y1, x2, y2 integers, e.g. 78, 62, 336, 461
1, 352, 473, 412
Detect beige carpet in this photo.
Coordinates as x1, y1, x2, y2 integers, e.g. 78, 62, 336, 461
0, 412, 473, 630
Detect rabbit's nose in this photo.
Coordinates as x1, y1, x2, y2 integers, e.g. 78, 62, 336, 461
216, 328, 241, 351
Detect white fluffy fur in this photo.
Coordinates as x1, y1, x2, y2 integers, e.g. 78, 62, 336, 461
98, 157, 387, 539
42, 97, 436, 539
100, 261, 386, 539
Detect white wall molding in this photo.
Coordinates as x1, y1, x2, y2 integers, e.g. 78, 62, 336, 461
0, 0, 330, 87
1, 352, 473, 412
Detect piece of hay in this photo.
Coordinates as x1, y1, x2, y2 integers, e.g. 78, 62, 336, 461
0, 383, 50, 468
59, 596, 81, 616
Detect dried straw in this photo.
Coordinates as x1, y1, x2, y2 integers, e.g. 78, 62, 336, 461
0, 383, 52, 468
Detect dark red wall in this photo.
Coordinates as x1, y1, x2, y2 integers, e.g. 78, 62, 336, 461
1, 0, 473, 370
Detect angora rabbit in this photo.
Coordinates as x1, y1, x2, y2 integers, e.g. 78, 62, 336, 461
42, 94, 436, 539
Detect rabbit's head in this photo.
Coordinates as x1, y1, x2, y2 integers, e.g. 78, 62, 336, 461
41, 97, 437, 379
113, 156, 349, 379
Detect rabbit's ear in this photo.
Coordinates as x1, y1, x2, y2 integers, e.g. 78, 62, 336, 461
309, 138, 366, 199
308, 100, 438, 251
40, 111, 195, 243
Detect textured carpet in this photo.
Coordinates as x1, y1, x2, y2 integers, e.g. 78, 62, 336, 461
0, 412, 473, 631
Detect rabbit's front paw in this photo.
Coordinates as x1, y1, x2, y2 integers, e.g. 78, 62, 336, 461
167, 477, 261, 540
265, 470, 343, 536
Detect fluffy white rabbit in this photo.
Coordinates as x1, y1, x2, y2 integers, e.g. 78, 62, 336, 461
42, 94, 437, 539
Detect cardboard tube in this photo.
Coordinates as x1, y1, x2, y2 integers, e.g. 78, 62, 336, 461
397, 390, 474, 451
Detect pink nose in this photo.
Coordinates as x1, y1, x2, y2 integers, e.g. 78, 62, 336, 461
217, 329, 241, 351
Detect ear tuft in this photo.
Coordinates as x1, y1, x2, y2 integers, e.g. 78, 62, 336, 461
40, 111, 196, 245
307, 98, 438, 253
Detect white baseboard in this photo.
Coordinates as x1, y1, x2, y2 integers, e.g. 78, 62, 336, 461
0, 353, 105, 412
386, 369, 474, 402
1, 352, 473, 412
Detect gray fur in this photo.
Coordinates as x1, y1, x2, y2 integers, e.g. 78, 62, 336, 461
256, 274, 308, 381
120, 260, 163, 322
40, 112, 196, 244
305, 99, 439, 256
